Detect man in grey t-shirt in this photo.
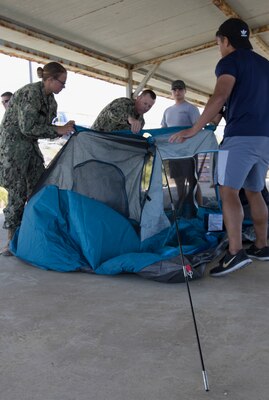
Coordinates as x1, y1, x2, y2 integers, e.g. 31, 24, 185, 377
161, 80, 201, 217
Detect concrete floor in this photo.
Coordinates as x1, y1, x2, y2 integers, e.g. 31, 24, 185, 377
0, 212, 269, 400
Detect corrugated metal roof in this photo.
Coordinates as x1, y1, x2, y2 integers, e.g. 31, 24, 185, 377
0, 0, 268, 105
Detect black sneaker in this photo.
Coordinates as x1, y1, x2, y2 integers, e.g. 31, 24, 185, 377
246, 244, 269, 261
210, 249, 252, 277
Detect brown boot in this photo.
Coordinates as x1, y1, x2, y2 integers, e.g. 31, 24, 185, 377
0, 228, 16, 257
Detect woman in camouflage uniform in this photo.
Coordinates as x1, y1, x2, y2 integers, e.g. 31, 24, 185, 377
0, 62, 75, 256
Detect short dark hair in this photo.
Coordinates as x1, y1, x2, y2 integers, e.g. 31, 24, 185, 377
171, 80, 186, 90
1, 91, 13, 98
140, 89, 156, 100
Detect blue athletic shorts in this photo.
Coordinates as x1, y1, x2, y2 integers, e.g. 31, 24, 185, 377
216, 136, 269, 191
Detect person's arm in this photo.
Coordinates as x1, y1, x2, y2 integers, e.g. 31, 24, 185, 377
210, 113, 223, 126
17, 86, 74, 139
127, 116, 143, 134
107, 98, 142, 133
169, 74, 235, 143
57, 121, 75, 136
208, 112, 223, 130
97, 98, 142, 133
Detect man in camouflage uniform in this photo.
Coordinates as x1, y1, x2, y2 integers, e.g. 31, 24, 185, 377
0, 61, 74, 256
92, 89, 156, 133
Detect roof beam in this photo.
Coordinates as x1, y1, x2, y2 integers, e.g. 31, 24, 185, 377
0, 15, 130, 69
212, 0, 269, 56
1, 38, 209, 104
252, 25, 269, 35
211, 0, 238, 17
0, 38, 129, 85
132, 40, 217, 70
133, 64, 160, 97
136, 69, 211, 97
3, 15, 267, 75
132, 20, 269, 70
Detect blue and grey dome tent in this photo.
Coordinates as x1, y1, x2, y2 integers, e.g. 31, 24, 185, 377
10, 126, 225, 283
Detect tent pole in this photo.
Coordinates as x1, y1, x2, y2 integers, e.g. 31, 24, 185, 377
158, 148, 210, 392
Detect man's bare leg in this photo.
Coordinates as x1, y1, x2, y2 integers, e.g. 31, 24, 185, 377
245, 190, 268, 248
219, 185, 244, 254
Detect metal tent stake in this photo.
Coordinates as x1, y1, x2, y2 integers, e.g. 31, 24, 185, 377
172, 197, 209, 392
182, 260, 210, 392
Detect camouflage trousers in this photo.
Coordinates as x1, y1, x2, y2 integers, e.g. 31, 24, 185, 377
2, 157, 45, 230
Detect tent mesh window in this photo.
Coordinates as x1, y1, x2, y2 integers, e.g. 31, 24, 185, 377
73, 160, 129, 218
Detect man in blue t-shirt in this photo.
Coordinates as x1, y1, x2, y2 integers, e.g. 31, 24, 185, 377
169, 18, 269, 277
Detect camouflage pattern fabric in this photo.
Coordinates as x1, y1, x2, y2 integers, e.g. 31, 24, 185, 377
92, 97, 145, 131
0, 81, 59, 229
3, 155, 44, 229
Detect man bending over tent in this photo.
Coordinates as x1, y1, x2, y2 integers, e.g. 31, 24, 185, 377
91, 89, 156, 134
